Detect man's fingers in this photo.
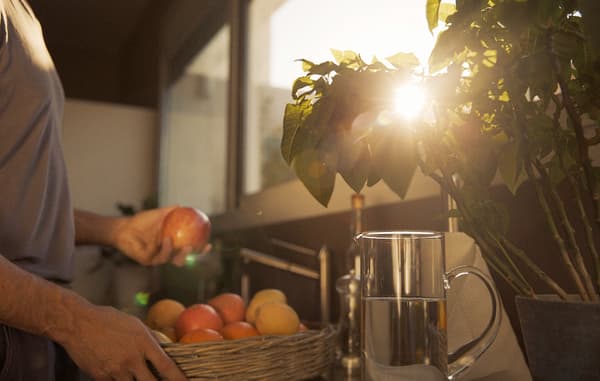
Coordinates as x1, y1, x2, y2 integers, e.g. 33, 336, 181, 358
170, 246, 193, 267
144, 342, 187, 381
131, 361, 158, 381
109, 372, 133, 381
152, 237, 173, 265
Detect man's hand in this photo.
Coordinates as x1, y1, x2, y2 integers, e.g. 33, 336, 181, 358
59, 304, 187, 381
0, 256, 187, 381
111, 207, 193, 266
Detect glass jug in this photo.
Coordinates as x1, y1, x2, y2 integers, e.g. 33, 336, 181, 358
357, 231, 501, 380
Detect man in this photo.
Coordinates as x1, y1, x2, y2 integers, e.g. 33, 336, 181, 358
0, 0, 189, 379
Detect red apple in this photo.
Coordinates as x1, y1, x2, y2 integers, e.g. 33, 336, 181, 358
175, 304, 224, 340
161, 207, 211, 252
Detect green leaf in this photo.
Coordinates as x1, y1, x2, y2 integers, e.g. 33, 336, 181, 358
337, 131, 370, 193
367, 165, 382, 187
482, 49, 498, 67
292, 148, 337, 207
560, 143, 577, 172
367, 60, 389, 72
331, 49, 344, 64
312, 77, 328, 97
297, 59, 315, 72
291, 77, 313, 99
331, 49, 361, 66
551, 31, 580, 61
426, 0, 442, 33
438, 3, 457, 23
370, 126, 418, 199
429, 28, 460, 73
526, 114, 554, 157
339, 147, 369, 193
309, 61, 338, 76
281, 102, 305, 164
548, 156, 566, 186
386, 52, 420, 69
536, 0, 563, 27
498, 143, 526, 194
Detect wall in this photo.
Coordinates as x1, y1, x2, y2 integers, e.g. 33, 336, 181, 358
60, 99, 158, 310
62, 99, 158, 215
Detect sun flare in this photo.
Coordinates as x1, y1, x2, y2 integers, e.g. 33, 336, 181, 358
393, 84, 426, 120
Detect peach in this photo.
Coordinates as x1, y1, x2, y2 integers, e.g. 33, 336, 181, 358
175, 304, 223, 340
145, 299, 185, 330
220, 321, 260, 340
179, 328, 224, 344
208, 293, 246, 324
255, 302, 300, 336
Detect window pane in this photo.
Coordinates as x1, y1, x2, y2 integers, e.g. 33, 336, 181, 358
244, 0, 436, 195
160, 26, 230, 215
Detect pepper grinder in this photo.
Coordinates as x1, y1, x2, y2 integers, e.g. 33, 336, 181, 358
335, 268, 361, 376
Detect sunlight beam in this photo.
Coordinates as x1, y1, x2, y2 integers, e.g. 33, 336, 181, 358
393, 84, 426, 120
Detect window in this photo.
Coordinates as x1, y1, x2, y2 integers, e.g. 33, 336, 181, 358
159, 1, 444, 229
160, 26, 230, 215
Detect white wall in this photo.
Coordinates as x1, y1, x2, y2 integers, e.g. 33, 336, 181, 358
62, 99, 158, 215
61, 99, 158, 308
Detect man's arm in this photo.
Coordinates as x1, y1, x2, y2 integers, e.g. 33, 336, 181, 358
74, 208, 189, 266
0, 255, 186, 380
73, 209, 126, 247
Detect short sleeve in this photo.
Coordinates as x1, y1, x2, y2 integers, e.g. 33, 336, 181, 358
0, 0, 5, 50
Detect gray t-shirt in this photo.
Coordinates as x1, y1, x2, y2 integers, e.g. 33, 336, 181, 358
0, 0, 75, 281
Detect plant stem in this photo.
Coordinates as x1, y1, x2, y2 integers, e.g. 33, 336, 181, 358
569, 175, 600, 291
533, 159, 599, 300
551, 95, 600, 293
500, 237, 569, 300
474, 232, 534, 296
525, 160, 590, 300
551, 52, 600, 223
432, 150, 571, 298
467, 221, 533, 296
426, 169, 533, 295
485, 231, 534, 295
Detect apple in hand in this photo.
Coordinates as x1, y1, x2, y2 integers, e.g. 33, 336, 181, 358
175, 304, 224, 340
161, 207, 211, 252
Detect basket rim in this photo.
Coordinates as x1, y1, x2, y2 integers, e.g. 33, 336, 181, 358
159, 324, 338, 380
161, 324, 337, 349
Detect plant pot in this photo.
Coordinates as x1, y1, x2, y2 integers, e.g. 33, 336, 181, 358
515, 295, 600, 381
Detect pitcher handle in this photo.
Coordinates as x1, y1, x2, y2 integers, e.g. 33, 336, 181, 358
445, 265, 502, 380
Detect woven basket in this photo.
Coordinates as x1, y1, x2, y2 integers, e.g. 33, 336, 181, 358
161, 325, 337, 381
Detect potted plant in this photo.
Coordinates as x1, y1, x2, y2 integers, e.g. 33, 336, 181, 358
281, 0, 600, 379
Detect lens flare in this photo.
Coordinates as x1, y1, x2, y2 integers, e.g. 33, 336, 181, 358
393, 84, 426, 120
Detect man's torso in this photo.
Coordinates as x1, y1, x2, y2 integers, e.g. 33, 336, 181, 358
0, 0, 75, 282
